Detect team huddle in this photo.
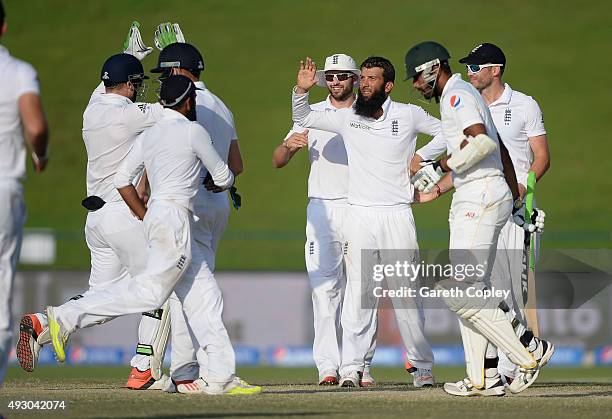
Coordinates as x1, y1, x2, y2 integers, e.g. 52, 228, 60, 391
0, 13, 553, 397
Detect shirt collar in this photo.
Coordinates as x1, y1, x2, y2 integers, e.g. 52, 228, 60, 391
377, 96, 392, 121
441, 73, 462, 99
194, 80, 207, 91
163, 108, 188, 120
489, 83, 513, 106
0, 45, 9, 57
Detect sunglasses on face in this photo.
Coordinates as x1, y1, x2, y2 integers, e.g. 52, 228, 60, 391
466, 63, 503, 74
324, 73, 354, 82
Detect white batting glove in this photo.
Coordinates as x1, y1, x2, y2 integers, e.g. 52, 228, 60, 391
154, 22, 186, 50
513, 204, 545, 234
123, 21, 153, 61
410, 160, 444, 193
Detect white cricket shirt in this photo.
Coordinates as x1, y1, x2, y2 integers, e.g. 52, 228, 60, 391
439, 73, 503, 189
0, 45, 40, 180
293, 89, 442, 207
417, 82, 547, 188
83, 82, 164, 202
114, 108, 233, 211
285, 95, 348, 201
488, 83, 546, 187
193, 81, 237, 206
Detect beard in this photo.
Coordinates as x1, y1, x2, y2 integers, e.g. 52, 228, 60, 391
354, 86, 388, 119
329, 84, 354, 102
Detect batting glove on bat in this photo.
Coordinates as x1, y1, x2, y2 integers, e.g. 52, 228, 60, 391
123, 21, 153, 61
154, 22, 186, 50
410, 160, 444, 193
512, 203, 546, 234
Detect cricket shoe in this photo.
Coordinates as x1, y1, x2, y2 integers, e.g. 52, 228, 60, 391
125, 367, 171, 390
318, 370, 339, 386
46, 306, 70, 363
360, 369, 376, 387
443, 377, 505, 397
412, 368, 435, 388
508, 338, 555, 394
339, 370, 361, 388
16, 314, 46, 372
205, 377, 262, 395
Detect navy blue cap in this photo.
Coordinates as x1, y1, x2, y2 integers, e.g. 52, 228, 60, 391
151, 43, 204, 74
159, 74, 201, 107
459, 43, 506, 65
101, 53, 148, 86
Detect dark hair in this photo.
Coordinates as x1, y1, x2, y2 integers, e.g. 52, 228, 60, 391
170, 91, 196, 111
360, 56, 395, 83
0, 1, 5, 28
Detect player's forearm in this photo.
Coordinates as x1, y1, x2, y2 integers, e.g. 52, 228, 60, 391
272, 143, 299, 168
117, 185, 147, 220
228, 140, 244, 176
529, 139, 550, 181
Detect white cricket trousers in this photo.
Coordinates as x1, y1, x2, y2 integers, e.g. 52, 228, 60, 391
340, 204, 433, 377
305, 198, 347, 375
448, 176, 513, 377
0, 179, 25, 386
29, 201, 168, 372
168, 190, 236, 383
55, 200, 192, 333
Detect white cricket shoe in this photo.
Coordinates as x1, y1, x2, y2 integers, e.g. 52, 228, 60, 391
508, 338, 555, 394
360, 368, 376, 387
412, 368, 435, 388
339, 371, 361, 388
443, 377, 505, 397
177, 378, 207, 394
318, 370, 339, 386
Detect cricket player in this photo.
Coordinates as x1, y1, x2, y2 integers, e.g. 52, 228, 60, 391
17, 24, 177, 390
412, 42, 550, 387
273, 53, 379, 386
0, 0, 49, 386
406, 41, 553, 396
44, 75, 259, 395
144, 39, 245, 392
292, 56, 439, 388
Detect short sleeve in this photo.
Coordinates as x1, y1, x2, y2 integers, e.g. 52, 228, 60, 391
524, 98, 546, 137
411, 105, 441, 137
16, 62, 40, 98
445, 91, 483, 131
228, 109, 239, 140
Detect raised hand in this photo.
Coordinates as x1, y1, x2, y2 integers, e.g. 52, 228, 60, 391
296, 57, 317, 93
123, 21, 153, 61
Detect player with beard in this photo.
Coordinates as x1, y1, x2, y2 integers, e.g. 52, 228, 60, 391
292, 56, 441, 388
273, 53, 379, 386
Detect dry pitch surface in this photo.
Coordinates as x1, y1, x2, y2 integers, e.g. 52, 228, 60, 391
1, 366, 611, 418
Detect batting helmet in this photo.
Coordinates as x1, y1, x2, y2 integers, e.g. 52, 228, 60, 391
404, 41, 451, 80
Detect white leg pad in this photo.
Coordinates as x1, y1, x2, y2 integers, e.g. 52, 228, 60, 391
458, 319, 487, 389
438, 279, 536, 370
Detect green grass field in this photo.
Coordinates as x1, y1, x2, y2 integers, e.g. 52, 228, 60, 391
3, 0, 612, 270
1, 366, 611, 418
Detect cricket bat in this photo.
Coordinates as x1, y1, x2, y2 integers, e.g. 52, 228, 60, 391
522, 171, 540, 336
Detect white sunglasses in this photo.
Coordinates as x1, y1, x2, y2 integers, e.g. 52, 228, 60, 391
466, 63, 504, 74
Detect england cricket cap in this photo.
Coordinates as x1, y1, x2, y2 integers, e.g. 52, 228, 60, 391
459, 43, 506, 65
100, 53, 148, 86
158, 74, 202, 107
151, 42, 205, 74
315, 53, 360, 87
